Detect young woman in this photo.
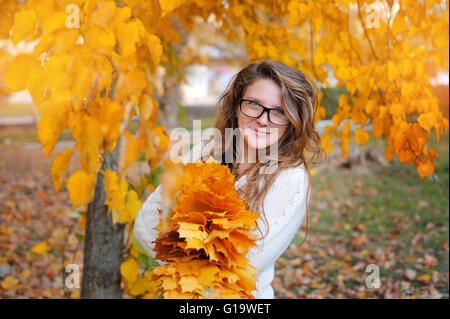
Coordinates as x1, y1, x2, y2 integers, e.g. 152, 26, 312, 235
134, 60, 324, 298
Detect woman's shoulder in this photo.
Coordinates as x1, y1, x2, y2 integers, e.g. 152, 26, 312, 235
277, 163, 308, 181
269, 163, 309, 192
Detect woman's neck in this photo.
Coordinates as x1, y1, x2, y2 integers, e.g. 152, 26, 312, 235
234, 162, 253, 180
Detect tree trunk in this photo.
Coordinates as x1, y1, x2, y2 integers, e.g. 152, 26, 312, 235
156, 18, 187, 133
158, 81, 181, 132
81, 142, 125, 299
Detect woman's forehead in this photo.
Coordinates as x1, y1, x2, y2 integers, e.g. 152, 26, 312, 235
243, 79, 282, 108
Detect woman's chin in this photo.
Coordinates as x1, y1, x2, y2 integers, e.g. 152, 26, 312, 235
248, 136, 271, 150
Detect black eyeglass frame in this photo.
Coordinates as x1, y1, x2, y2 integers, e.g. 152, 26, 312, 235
239, 98, 290, 127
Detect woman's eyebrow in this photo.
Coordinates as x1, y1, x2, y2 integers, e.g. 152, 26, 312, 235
246, 96, 282, 109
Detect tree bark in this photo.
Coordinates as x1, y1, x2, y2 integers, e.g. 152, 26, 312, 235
81, 142, 125, 299
156, 18, 187, 133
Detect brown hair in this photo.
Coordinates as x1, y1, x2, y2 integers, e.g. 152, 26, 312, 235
203, 60, 324, 243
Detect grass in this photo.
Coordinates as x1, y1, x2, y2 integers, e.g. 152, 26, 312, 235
297, 130, 449, 298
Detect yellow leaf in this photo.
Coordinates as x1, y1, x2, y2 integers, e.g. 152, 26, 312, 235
52, 29, 79, 54
12, 9, 37, 44
320, 133, 334, 155
68, 111, 103, 174
351, 110, 368, 126
103, 170, 128, 215
121, 258, 139, 283
127, 277, 147, 296
85, 25, 116, 53
417, 160, 434, 182
1, 276, 19, 290
364, 100, 377, 115
159, 0, 185, 17
389, 103, 404, 118
387, 60, 397, 82
416, 273, 431, 283
116, 20, 141, 56
120, 190, 142, 224
67, 170, 95, 207
427, 147, 438, 161
91, 0, 117, 27
205, 156, 218, 164
40, 11, 67, 34
417, 112, 438, 133
310, 282, 321, 289
5, 54, 43, 94
38, 105, 70, 158
99, 100, 123, 153
179, 276, 202, 293
50, 149, 73, 192
31, 241, 51, 255
79, 214, 86, 231
139, 94, 157, 122
354, 128, 369, 146
146, 34, 163, 68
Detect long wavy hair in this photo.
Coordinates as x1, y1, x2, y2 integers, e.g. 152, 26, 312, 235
202, 60, 324, 243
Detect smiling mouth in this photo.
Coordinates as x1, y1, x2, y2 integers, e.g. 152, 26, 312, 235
253, 128, 270, 136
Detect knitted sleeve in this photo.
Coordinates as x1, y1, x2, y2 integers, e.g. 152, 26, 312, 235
133, 184, 163, 262
246, 166, 309, 273
133, 143, 203, 262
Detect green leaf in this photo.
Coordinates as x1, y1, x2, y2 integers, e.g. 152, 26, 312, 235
175, 100, 186, 123
131, 231, 148, 256
75, 232, 85, 244
292, 234, 302, 245
144, 166, 163, 186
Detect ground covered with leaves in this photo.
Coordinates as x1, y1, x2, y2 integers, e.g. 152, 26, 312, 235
0, 133, 448, 299
274, 133, 449, 299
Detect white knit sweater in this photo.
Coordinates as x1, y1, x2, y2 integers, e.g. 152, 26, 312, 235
133, 143, 309, 299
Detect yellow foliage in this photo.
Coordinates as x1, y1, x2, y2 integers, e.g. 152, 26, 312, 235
67, 170, 95, 207
354, 128, 370, 146
11, 9, 37, 44
104, 169, 128, 223
121, 258, 139, 283
50, 149, 73, 192
152, 161, 260, 299
120, 190, 142, 224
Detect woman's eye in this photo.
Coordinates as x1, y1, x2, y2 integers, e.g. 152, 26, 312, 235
275, 109, 284, 115
250, 100, 259, 106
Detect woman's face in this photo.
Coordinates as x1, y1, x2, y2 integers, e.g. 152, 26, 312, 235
236, 78, 288, 155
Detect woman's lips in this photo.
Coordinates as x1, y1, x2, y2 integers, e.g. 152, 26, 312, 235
253, 128, 270, 136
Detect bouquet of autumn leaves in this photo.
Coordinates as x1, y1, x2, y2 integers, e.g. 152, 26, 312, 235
151, 157, 260, 299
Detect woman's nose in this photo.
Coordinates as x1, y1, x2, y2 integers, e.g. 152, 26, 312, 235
256, 110, 270, 126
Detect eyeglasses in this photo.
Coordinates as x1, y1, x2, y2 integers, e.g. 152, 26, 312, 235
239, 99, 289, 126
